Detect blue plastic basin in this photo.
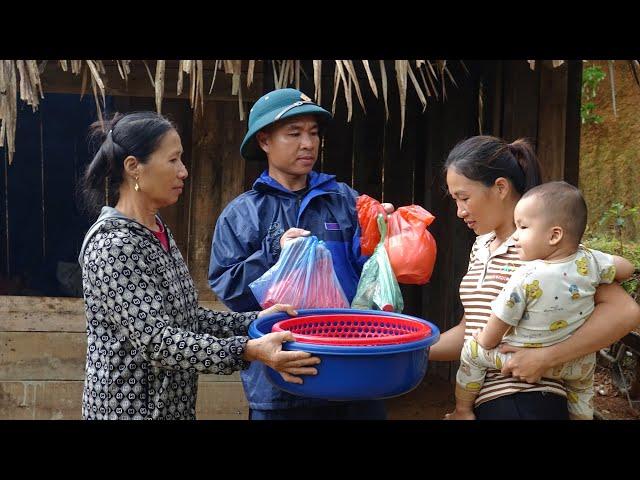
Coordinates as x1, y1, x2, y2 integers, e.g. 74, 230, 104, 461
248, 308, 440, 401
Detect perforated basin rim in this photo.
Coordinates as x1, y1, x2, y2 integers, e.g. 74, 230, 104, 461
271, 313, 432, 346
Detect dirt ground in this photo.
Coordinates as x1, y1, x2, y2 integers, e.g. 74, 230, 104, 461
594, 365, 640, 420
386, 363, 640, 420
386, 374, 455, 420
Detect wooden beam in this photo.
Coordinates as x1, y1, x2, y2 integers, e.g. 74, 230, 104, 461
0, 295, 227, 332
0, 379, 247, 419
0, 380, 83, 419
0, 331, 86, 380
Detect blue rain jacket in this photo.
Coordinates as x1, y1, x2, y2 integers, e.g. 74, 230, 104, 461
208, 170, 367, 409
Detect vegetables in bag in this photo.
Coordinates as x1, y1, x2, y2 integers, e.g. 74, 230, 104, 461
351, 214, 404, 312
249, 235, 349, 309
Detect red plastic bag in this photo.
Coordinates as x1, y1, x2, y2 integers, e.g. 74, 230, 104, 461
384, 205, 437, 285
249, 236, 349, 309
356, 194, 386, 256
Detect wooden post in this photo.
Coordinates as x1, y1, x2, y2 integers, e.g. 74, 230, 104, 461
188, 101, 224, 302
563, 61, 583, 187
537, 61, 569, 181
501, 60, 541, 142
187, 100, 249, 302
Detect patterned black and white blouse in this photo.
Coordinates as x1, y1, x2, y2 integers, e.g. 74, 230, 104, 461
80, 209, 258, 419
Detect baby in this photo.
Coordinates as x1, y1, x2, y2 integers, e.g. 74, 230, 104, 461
447, 181, 635, 420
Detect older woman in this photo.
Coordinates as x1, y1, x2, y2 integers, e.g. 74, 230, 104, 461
78, 111, 320, 420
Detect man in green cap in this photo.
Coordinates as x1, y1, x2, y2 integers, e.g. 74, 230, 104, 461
208, 87, 389, 420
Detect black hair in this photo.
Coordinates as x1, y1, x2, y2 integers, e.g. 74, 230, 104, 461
80, 111, 175, 217
444, 135, 543, 195
521, 181, 588, 243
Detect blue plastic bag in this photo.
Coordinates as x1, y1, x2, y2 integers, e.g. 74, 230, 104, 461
249, 235, 349, 309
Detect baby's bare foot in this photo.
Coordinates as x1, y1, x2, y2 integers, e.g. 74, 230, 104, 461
444, 409, 476, 420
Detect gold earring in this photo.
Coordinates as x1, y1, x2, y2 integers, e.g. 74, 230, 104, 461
134, 177, 140, 192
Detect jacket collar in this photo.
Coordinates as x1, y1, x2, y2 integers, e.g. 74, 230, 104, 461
253, 170, 338, 195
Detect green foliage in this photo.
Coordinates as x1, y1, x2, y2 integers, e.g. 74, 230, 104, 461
581, 64, 606, 124
598, 202, 640, 255
583, 235, 640, 299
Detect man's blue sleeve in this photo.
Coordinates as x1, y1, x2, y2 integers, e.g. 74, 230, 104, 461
345, 186, 369, 272
208, 209, 280, 313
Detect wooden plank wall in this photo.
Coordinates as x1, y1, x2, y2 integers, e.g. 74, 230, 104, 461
0, 295, 246, 419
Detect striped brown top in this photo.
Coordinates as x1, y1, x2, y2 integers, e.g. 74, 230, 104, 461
461, 232, 566, 406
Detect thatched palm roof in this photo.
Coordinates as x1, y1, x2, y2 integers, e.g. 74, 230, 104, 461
1, 60, 638, 165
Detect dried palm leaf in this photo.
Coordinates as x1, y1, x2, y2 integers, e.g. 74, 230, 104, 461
346, 73, 354, 122
90, 75, 104, 131
0, 60, 18, 164
16, 61, 29, 102
406, 62, 427, 111
335, 60, 352, 121
527, 60, 536, 70
27, 60, 44, 101
281, 60, 291, 89
71, 60, 82, 75
380, 60, 389, 121
426, 60, 437, 79
272, 61, 280, 89
142, 60, 156, 89
155, 60, 165, 114
248, 60, 255, 87
437, 60, 448, 100
444, 61, 458, 89
116, 60, 126, 80
343, 60, 366, 113
86, 60, 106, 107
231, 61, 240, 96
190, 61, 197, 109
177, 60, 185, 96
274, 60, 283, 88
59, 60, 68, 72
425, 61, 439, 100
395, 60, 408, 144
313, 60, 322, 105
417, 64, 432, 98
237, 71, 245, 121
80, 62, 88, 100
15, 60, 42, 112
552, 60, 565, 68
331, 63, 341, 116
116, 60, 131, 86
362, 60, 378, 99
209, 60, 220, 95
289, 60, 295, 86
197, 60, 205, 115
